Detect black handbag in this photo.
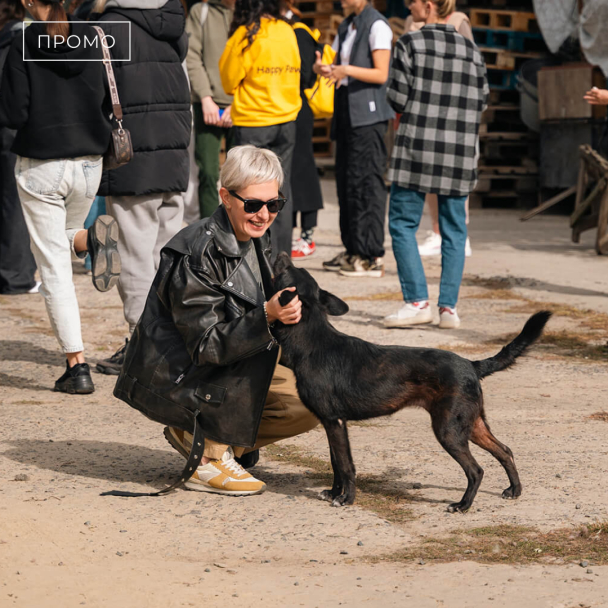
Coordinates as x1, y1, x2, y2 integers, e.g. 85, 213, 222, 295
93, 26, 133, 171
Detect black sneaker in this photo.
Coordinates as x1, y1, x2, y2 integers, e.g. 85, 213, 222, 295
87, 215, 121, 292
96, 339, 128, 375
322, 251, 350, 272
54, 361, 95, 394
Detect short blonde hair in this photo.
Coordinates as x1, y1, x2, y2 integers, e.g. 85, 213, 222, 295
220, 145, 284, 192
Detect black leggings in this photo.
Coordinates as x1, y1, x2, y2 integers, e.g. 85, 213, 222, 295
293, 210, 317, 231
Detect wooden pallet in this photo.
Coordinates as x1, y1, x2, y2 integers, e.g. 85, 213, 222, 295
313, 140, 333, 157
470, 9, 538, 33
480, 106, 528, 134
475, 173, 538, 193
480, 47, 542, 71
473, 28, 546, 53
478, 164, 538, 174
480, 139, 540, 162
300, 12, 342, 31
486, 68, 518, 90
313, 119, 332, 139
488, 88, 520, 105
294, 0, 335, 13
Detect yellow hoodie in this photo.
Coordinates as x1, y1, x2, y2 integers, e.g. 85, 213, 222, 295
219, 18, 302, 127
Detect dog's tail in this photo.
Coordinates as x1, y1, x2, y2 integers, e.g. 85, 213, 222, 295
472, 311, 552, 380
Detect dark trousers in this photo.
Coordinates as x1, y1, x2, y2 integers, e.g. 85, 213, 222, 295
193, 104, 235, 219
0, 128, 36, 294
233, 121, 296, 259
334, 87, 388, 260
293, 210, 317, 231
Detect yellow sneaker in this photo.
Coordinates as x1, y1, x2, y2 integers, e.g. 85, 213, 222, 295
185, 447, 266, 496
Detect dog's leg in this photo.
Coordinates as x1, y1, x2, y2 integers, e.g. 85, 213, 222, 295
470, 416, 522, 500
319, 442, 343, 502
323, 419, 356, 507
432, 410, 483, 513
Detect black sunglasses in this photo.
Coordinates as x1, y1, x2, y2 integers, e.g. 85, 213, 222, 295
229, 190, 287, 214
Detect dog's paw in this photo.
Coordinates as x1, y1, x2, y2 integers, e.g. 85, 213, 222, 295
319, 490, 334, 502
447, 502, 469, 514
331, 495, 348, 507
501, 486, 522, 500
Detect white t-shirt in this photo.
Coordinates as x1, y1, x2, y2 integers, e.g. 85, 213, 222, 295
331, 19, 393, 86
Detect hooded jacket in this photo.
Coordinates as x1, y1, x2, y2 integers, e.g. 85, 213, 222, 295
96, 0, 191, 196
0, 16, 112, 159
185, 0, 233, 106
114, 205, 279, 448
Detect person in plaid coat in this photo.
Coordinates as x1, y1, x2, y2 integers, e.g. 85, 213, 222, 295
383, 0, 488, 330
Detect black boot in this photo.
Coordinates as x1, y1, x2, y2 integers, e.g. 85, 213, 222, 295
54, 361, 95, 394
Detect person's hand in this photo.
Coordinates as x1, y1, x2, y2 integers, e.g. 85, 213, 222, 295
266, 287, 302, 325
328, 64, 348, 88
314, 50, 332, 78
202, 96, 221, 125
219, 105, 233, 128
584, 87, 608, 105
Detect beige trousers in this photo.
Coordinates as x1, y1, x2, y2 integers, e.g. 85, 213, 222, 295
185, 362, 318, 460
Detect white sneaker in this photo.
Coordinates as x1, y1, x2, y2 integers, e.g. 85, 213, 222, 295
27, 281, 42, 294
418, 232, 472, 258
383, 301, 432, 328
418, 231, 442, 256
185, 447, 266, 496
439, 306, 461, 329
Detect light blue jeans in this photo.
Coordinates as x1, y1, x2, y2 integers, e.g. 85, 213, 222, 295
16, 155, 103, 353
389, 184, 467, 309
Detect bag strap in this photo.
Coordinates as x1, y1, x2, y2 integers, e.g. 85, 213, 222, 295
93, 26, 123, 123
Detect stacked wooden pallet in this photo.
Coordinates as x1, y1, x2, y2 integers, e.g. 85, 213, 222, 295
469, 7, 548, 208
293, 0, 344, 158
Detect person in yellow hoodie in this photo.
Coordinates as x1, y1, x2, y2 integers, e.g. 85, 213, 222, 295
220, 0, 301, 258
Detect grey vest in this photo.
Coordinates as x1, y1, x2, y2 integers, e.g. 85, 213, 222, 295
334, 5, 394, 130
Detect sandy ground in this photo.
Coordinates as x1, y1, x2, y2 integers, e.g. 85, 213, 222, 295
1, 179, 608, 607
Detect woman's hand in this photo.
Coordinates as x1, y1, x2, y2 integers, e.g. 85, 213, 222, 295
202, 96, 221, 125
266, 287, 302, 325
314, 50, 333, 78
328, 64, 348, 87
220, 105, 233, 128
584, 88, 608, 105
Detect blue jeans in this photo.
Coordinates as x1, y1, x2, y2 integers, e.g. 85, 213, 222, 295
389, 184, 467, 309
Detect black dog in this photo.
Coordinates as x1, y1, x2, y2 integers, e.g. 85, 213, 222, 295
273, 252, 551, 512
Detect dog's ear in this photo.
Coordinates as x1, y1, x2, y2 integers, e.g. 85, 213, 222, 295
319, 289, 349, 316
279, 287, 297, 307
273, 251, 293, 276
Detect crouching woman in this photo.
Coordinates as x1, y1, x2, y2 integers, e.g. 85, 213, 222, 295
113, 145, 318, 497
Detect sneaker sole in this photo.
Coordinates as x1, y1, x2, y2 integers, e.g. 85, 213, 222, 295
322, 265, 343, 272
439, 320, 461, 329
91, 216, 121, 293
339, 270, 385, 278
184, 480, 266, 496
163, 426, 190, 460
382, 317, 433, 328
54, 378, 95, 395
95, 362, 122, 376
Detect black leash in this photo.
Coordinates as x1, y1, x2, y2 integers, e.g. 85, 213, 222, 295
101, 416, 205, 498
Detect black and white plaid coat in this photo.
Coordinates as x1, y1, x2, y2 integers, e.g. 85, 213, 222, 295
387, 24, 489, 196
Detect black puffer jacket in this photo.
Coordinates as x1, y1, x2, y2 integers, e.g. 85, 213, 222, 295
114, 206, 279, 448
97, 0, 191, 196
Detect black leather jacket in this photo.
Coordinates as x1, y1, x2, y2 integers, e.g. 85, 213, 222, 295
114, 206, 279, 448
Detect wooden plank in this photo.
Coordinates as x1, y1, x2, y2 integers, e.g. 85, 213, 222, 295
520, 186, 576, 221
470, 9, 538, 33
570, 177, 606, 227
538, 64, 607, 121
596, 187, 608, 255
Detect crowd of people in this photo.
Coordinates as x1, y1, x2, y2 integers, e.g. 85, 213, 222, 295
0, 0, 494, 492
